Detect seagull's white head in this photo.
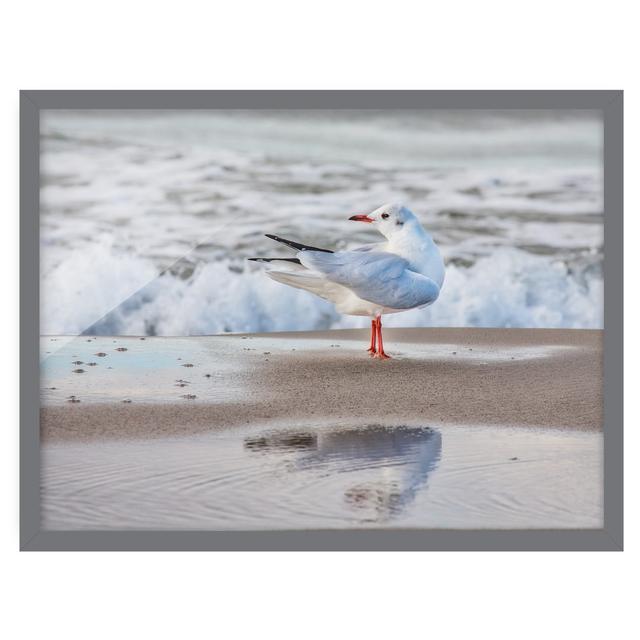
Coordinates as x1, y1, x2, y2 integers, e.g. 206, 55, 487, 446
349, 203, 419, 239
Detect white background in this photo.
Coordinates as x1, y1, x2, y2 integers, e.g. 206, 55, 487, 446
0, 1, 635, 638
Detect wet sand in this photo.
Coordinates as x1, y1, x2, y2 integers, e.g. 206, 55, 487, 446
40, 328, 602, 442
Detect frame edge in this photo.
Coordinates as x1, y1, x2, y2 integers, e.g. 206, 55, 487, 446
602, 90, 623, 550
22, 90, 623, 551
20, 91, 42, 550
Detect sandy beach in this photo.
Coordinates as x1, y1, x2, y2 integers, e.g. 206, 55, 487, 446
41, 328, 602, 442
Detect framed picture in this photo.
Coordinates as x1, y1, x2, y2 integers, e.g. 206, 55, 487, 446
21, 90, 622, 551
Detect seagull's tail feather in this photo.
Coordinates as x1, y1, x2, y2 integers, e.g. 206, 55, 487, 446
248, 257, 302, 265
266, 270, 315, 289
267, 269, 328, 295
265, 269, 349, 306
265, 234, 334, 254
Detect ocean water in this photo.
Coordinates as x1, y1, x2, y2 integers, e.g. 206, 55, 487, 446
40, 110, 603, 335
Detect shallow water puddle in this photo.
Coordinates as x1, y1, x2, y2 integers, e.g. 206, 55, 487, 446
41, 423, 602, 530
40, 336, 247, 404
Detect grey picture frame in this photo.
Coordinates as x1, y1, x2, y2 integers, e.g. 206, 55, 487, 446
21, 90, 623, 551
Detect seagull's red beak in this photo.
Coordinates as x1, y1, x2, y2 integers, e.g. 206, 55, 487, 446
349, 214, 374, 223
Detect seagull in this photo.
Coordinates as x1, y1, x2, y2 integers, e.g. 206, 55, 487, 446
248, 203, 445, 359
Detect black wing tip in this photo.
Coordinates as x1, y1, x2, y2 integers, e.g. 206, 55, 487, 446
248, 257, 302, 264
264, 233, 334, 254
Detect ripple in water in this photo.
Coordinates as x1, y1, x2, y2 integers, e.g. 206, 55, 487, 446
41, 424, 602, 530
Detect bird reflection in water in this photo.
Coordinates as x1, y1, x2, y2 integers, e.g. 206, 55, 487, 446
244, 425, 442, 523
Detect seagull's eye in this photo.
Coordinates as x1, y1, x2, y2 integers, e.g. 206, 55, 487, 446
381, 213, 389, 219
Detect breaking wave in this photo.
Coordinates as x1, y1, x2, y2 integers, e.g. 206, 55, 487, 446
41, 242, 602, 336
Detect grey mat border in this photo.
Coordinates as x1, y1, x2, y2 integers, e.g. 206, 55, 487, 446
20, 90, 623, 551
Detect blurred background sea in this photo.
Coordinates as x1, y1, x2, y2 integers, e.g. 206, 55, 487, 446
40, 109, 603, 336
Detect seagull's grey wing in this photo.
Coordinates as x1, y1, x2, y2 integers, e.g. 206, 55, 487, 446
299, 250, 440, 310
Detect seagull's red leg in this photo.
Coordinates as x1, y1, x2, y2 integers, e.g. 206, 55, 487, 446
367, 319, 377, 354
374, 316, 391, 359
